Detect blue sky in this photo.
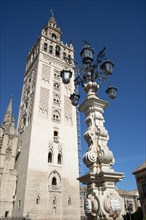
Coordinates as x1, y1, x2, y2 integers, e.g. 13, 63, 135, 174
0, 0, 145, 191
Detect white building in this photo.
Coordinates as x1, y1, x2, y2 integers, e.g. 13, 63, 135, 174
133, 161, 146, 217
0, 14, 80, 220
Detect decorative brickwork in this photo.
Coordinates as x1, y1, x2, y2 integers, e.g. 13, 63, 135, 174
58, 143, 63, 155
42, 64, 50, 82
64, 84, 71, 96
48, 142, 54, 152
64, 95, 72, 125
28, 93, 34, 123
18, 64, 37, 132
39, 87, 49, 113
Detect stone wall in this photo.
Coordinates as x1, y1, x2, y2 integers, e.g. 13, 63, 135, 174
0, 217, 31, 220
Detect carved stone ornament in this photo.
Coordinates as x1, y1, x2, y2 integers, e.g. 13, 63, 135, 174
84, 82, 99, 97
104, 192, 122, 218
98, 147, 115, 165
83, 150, 97, 167
84, 194, 99, 217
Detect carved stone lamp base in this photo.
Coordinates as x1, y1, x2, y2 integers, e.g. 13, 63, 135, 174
78, 170, 124, 220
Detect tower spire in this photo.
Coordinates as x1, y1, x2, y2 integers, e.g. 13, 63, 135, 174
46, 10, 62, 35
3, 96, 13, 124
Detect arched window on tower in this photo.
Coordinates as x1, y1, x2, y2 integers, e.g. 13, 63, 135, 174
44, 43, 48, 52
53, 82, 60, 91
52, 33, 57, 40
53, 207, 56, 215
48, 152, 53, 163
18, 200, 21, 211
36, 195, 40, 204
53, 196, 56, 205
52, 177, 57, 186
55, 46, 60, 57
63, 52, 67, 60
53, 94, 60, 106
52, 110, 61, 123
54, 131, 59, 143
54, 70, 60, 80
57, 153, 62, 165
49, 45, 53, 54
68, 54, 72, 64
68, 197, 71, 206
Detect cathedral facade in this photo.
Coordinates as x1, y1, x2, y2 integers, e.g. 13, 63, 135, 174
0, 14, 80, 220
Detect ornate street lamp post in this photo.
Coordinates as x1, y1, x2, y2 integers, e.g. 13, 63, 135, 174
60, 41, 124, 220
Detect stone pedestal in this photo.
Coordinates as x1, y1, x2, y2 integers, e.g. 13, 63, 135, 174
78, 82, 124, 220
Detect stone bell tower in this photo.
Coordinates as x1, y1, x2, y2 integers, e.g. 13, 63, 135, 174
12, 14, 80, 220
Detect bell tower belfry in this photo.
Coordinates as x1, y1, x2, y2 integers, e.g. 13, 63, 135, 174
12, 14, 80, 220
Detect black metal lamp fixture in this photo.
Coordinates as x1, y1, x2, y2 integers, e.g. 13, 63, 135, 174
60, 41, 117, 106
106, 86, 117, 99
100, 60, 114, 75
60, 69, 72, 84
80, 41, 94, 65
70, 92, 80, 107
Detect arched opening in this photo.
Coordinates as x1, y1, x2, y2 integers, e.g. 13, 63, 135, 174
54, 131, 59, 143
18, 200, 21, 211
53, 82, 60, 90
36, 195, 40, 204
68, 197, 71, 205
57, 153, 62, 164
52, 177, 57, 185
68, 54, 72, 64
54, 131, 58, 137
53, 196, 56, 205
48, 152, 53, 163
52, 33, 57, 39
55, 46, 60, 57
44, 43, 48, 52
63, 52, 66, 60
5, 211, 9, 217
53, 94, 60, 105
23, 117, 26, 126
54, 70, 60, 79
53, 207, 56, 215
52, 110, 60, 122
49, 45, 53, 54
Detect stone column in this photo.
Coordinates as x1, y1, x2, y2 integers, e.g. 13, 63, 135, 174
78, 81, 124, 220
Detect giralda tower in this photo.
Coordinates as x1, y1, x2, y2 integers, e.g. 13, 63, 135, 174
12, 14, 80, 220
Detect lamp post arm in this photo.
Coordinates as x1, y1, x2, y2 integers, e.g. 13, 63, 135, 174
74, 75, 84, 87
64, 56, 78, 66
96, 46, 106, 63
60, 43, 117, 100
